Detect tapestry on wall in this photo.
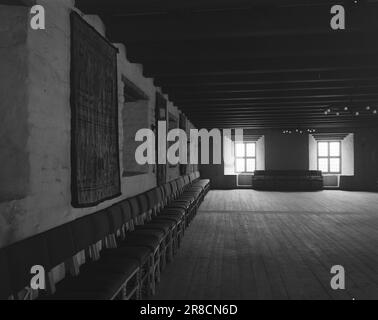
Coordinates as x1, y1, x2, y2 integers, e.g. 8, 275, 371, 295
155, 92, 167, 186
168, 112, 179, 168
70, 12, 121, 207
179, 113, 188, 175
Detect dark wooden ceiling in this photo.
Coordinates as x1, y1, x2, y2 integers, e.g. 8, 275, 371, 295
76, 0, 378, 129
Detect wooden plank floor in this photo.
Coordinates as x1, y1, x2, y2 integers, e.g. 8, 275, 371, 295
153, 190, 378, 300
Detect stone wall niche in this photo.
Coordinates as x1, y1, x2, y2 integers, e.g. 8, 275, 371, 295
121, 77, 150, 177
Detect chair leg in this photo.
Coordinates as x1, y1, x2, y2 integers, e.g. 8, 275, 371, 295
159, 244, 164, 272
178, 224, 183, 248
167, 232, 173, 262
140, 259, 151, 299
160, 242, 166, 271
149, 255, 156, 297
136, 271, 142, 300
172, 228, 178, 256
154, 248, 161, 284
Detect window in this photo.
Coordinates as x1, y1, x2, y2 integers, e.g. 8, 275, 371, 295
235, 142, 256, 173
317, 141, 341, 174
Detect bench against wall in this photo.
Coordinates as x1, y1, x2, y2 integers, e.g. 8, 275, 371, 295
252, 170, 323, 191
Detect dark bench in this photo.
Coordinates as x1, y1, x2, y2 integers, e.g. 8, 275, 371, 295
0, 171, 210, 300
252, 170, 323, 191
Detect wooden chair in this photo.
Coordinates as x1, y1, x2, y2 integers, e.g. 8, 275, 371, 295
43, 216, 140, 300
7, 233, 50, 300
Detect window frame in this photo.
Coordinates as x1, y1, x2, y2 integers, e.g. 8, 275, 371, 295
235, 142, 256, 174
317, 140, 342, 174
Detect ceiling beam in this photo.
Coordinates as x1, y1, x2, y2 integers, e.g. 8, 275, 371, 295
193, 119, 378, 125
98, 3, 378, 42
156, 71, 378, 87
181, 109, 377, 115
189, 114, 378, 119
125, 33, 378, 64
170, 86, 378, 100
144, 55, 378, 77
174, 93, 378, 104
179, 96, 378, 106
162, 79, 378, 92
198, 124, 377, 130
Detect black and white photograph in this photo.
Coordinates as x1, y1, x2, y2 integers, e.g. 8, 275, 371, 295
1, 0, 378, 308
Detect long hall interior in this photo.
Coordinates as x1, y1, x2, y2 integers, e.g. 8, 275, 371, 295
1, 0, 378, 300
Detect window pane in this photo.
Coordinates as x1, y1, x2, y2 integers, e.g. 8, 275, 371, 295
235, 143, 245, 157
246, 159, 255, 172
318, 158, 329, 172
318, 142, 328, 157
235, 158, 245, 172
246, 143, 256, 157
330, 158, 340, 173
329, 142, 340, 157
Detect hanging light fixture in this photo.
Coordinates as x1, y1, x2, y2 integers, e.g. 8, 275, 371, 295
282, 128, 316, 134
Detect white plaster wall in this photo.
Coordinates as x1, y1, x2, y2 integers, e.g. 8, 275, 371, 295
0, 5, 30, 246
256, 136, 265, 170
342, 133, 354, 176
309, 134, 317, 170
223, 139, 235, 175
0, 0, 75, 247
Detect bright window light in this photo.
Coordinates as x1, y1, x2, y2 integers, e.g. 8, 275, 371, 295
236, 158, 245, 173
318, 142, 329, 157
246, 143, 256, 157
235, 143, 245, 157
318, 158, 329, 173
329, 142, 340, 157
330, 158, 341, 173
235, 142, 256, 173
317, 141, 341, 174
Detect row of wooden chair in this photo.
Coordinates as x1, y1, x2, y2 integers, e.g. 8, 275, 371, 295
0, 172, 210, 300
